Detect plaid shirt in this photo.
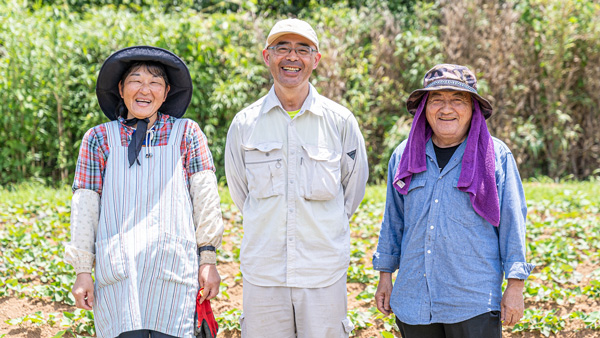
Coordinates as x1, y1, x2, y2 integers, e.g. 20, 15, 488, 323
73, 113, 215, 195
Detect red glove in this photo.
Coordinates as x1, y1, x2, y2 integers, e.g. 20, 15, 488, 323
195, 288, 218, 338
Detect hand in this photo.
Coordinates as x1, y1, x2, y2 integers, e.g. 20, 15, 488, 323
72, 273, 94, 310
198, 264, 221, 303
375, 272, 394, 316
501, 279, 525, 326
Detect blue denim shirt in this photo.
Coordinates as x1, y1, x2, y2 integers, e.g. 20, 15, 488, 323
373, 137, 534, 325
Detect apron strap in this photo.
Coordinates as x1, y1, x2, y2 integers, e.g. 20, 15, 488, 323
106, 120, 121, 149
168, 118, 186, 147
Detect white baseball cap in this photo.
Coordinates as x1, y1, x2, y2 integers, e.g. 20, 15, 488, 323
265, 18, 319, 50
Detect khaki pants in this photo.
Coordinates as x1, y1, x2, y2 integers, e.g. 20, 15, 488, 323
241, 274, 354, 338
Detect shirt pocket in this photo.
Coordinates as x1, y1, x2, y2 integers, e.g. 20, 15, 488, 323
449, 179, 484, 226
404, 178, 426, 218
157, 233, 198, 287
94, 236, 129, 288
243, 142, 284, 199
299, 145, 341, 201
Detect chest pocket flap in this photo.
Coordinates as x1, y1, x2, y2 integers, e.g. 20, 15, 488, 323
302, 145, 342, 162
299, 145, 341, 201
407, 179, 426, 192
242, 142, 283, 153
243, 142, 284, 199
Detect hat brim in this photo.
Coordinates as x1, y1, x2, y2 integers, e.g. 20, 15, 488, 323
264, 32, 319, 50
406, 86, 493, 119
96, 46, 193, 120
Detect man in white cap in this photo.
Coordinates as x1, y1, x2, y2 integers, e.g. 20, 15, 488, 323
225, 18, 369, 337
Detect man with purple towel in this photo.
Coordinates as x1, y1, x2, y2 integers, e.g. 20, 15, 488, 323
373, 64, 534, 338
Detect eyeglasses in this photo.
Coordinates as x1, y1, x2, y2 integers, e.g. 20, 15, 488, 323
427, 95, 471, 109
267, 45, 317, 57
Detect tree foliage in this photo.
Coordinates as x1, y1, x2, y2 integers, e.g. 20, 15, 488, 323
0, 0, 598, 186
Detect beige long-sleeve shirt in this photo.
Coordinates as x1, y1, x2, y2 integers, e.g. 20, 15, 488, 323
225, 84, 368, 288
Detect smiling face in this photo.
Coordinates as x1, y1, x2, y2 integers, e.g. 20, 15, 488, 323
262, 34, 321, 94
425, 90, 473, 147
118, 65, 170, 122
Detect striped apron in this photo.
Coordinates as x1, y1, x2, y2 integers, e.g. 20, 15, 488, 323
94, 119, 198, 338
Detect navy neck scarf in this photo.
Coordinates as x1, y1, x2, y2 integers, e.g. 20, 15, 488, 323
123, 117, 150, 167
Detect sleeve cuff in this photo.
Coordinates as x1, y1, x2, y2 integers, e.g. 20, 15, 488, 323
504, 261, 535, 280
199, 250, 217, 265
64, 245, 95, 275
372, 251, 400, 273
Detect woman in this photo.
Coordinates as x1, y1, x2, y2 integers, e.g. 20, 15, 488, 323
64, 46, 224, 338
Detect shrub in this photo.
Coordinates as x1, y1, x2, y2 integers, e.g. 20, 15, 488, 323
1, 0, 598, 186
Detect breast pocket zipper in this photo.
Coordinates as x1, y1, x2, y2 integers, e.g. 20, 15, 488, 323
246, 158, 283, 168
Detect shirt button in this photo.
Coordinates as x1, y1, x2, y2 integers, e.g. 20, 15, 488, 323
290, 180, 294, 184
289, 237, 293, 241
427, 250, 431, 254
430, 226, 434, 229
289, 209, 293, 213
423, 273, 427, 277
435, 199, 439, 203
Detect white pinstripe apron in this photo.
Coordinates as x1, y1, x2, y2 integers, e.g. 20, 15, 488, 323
94, 119, 198, 338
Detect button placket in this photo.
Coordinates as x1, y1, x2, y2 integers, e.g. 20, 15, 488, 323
286, 122, 298, 284
423, 168, 441, 298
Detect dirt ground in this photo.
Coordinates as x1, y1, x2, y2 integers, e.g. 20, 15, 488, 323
2, 260, 600, 338
2, 209, 599, 337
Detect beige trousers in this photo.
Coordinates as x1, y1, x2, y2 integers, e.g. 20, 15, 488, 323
241, 274, 354, 338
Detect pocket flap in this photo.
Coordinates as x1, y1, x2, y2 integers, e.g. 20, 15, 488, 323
242, 142, 283, 152
244, 143, 284, 164
301, 145, 340, 161
341, 317, 355, 333
407, 178, 426, 192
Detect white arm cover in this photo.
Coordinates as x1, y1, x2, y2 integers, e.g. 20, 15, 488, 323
63, 189, 100, 275
190, 170, 224, 265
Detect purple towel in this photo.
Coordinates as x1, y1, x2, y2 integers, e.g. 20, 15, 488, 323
393, 96, 500, 226
392, 93, 431, 194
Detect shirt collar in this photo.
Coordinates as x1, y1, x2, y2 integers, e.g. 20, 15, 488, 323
426, 138, 468, 174
117, 112, 167, 131
260, 84, 323, 117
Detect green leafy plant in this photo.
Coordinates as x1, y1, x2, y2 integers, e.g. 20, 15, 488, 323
217, 308, 242, 331
512, 308, 567, 337
5, 309, 95, 337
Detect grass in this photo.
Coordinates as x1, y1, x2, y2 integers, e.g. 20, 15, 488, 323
1, 180, 597, 211
0, 182, 71, 205
524, 180, 600, 205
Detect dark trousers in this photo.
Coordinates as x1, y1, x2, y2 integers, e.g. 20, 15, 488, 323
118, 330, 178, 338
396, 311, 501, 338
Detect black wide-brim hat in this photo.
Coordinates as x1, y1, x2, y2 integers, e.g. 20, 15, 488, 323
406, 64, 493, 119
96, 46, 193, 120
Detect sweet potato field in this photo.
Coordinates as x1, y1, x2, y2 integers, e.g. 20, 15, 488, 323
1, 182, 599, 338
